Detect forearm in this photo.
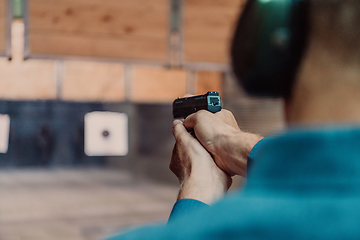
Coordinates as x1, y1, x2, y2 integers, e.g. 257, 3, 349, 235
214, 131, 264, 177
177, 174, 229, 205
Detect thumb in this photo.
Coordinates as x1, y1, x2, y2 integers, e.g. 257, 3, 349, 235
173, 119, 192, 143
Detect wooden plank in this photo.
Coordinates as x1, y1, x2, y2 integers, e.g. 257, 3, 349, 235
0, 0, 6, 55
183, 0, 246, 63
27, 0, 169, 62
185, 40, 228, 64
62, 60, 125, 102
0, 59, 57, 100
196, 71, 223, 96
131, 66, 187, 103
28, 33, 168, 61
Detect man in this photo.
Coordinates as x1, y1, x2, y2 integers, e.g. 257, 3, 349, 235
107, 0, 360, 239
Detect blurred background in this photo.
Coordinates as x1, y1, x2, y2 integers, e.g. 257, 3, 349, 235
0, 0, 284, 239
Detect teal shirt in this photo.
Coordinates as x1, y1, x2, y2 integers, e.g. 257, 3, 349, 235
107, 126, 360, 239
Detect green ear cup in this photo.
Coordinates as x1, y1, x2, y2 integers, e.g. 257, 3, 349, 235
231, 0, 308, 98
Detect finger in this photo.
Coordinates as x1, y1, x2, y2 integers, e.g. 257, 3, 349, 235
214, 109, 233, 119
183, 110, 210, 130
172, 119, 193, 144
173, 119, 183, 128
214, 109, 238, 127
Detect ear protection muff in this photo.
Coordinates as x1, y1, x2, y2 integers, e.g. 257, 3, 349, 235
231, 0, 309, 98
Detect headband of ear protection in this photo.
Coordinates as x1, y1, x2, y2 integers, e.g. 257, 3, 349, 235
231, 0, 309, 98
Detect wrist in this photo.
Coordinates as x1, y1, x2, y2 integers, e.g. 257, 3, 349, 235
237, 132, 264, 158
177, 175, 229, 205
177, 166, 231, 204
215, 131, 263, 177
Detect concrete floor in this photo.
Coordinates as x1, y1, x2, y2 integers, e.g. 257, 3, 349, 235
0, 169, 179, 240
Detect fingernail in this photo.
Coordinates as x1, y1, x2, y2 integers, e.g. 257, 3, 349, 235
173, 119, 182, 126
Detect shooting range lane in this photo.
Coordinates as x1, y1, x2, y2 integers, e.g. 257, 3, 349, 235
0, 169, 178, 240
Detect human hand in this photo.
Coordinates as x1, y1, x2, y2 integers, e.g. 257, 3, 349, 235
183, 109, 263, 177
170, 120, 232, 204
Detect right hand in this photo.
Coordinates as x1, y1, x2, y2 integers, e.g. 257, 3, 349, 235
183, 109, 263, 177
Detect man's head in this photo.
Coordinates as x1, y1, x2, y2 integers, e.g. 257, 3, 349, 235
231, 0, 360, 125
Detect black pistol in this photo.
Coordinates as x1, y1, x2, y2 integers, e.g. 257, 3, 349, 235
173, 91, 222, 119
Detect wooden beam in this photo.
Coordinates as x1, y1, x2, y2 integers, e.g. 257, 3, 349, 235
27, 0, 169, 62
0, 0, 6, 55
183, 0, 246, 64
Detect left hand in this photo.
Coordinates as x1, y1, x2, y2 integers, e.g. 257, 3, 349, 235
170, 119, 232, 204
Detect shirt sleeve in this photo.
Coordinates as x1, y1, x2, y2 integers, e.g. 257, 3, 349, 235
247, 137, 273, 173
168, 198, 209, 222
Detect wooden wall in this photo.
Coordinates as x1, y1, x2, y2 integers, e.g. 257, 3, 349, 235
27, 0, 169, 62
25, 0, 248, 66
0, 20, 222, 103
62, 61, 125, 102
196, 71, 222, 95
0, 0, 6, 55
183, 0, 246, 64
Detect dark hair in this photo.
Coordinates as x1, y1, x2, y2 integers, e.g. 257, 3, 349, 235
309, 0, 360, 64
